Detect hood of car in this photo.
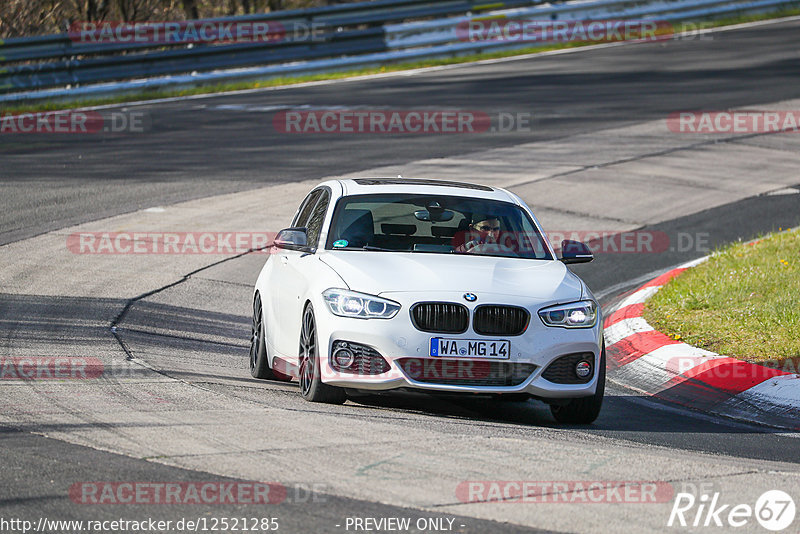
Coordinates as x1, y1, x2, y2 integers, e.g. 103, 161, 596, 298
318, 251, 584, 301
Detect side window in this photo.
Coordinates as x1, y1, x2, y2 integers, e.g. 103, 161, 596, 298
292, 190, 322, 228
305, 190, 330, 249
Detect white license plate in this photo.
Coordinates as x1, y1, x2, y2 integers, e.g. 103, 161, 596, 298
430, 338, 510, 359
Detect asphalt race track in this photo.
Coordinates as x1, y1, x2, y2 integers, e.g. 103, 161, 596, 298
3, 19, 800, 246
1, 18, 800, 534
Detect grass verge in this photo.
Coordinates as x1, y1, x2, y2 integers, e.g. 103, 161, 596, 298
2, 7, 800, 114
643, 228, 800, 366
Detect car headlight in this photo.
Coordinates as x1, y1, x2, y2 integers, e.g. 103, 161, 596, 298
322, 288, 401, 319
538, 300, 597, 328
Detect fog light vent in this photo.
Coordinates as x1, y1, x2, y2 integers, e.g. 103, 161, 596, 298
330, 340, 390, 375
541, 352, 595, 384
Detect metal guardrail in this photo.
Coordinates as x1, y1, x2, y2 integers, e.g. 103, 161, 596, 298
0, 0, 797, 102
0, 0, 441, 55
384, 0, 798, 49
0, 0, 533, 64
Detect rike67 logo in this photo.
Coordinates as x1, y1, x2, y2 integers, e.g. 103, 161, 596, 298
668, 488, 796, 531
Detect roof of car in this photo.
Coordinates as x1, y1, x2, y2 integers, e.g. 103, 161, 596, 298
336, 178, 515, 202
352, 178, 493, 191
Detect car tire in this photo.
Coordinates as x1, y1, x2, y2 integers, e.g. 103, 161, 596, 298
549, 345, 605, 424
298, 304, 347, 404
250, 293, 292, 381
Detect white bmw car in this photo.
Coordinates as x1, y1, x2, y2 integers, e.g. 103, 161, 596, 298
250, 178, 605, 423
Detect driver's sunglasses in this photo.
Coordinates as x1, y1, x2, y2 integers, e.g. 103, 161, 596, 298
478, 225, 501, 231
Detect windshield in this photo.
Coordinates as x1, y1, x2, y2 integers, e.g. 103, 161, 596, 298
325, 193, 553, 260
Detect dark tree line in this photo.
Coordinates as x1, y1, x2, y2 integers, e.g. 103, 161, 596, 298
1, 0, 332, 38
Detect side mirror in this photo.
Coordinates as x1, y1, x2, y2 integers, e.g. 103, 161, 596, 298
560, 239, 594, 264
274, 228, 308, 250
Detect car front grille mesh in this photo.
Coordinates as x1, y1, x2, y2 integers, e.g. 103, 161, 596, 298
410, 302, 529, 336
411, 302, 469, 334
396, 359, 536, 386
473, 305, 529, 336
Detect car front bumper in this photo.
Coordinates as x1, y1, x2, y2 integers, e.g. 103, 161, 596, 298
313, 291, 603, 399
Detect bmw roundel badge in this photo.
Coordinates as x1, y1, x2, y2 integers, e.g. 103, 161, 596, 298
463, 293, 477, 302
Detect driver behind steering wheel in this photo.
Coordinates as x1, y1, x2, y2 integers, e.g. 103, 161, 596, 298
455, 215, 501, 253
